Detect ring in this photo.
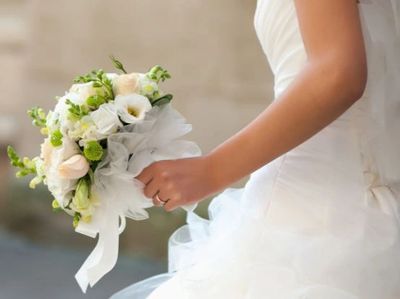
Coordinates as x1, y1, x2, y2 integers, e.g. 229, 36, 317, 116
155, 194, 168, 205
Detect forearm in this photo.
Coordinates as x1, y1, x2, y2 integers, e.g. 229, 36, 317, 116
206, 62, 364, 191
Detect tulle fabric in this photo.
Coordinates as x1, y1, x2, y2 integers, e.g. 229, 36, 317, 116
74, 103, 201, 292
110, 0, 400, 298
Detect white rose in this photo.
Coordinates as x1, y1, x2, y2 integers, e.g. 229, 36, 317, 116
106, 72, 119, 82
113, 73, 140, 96
40, 136, 80, 205
69, 82, 99, 104
114, 94, 152, 124
48, 93, 83, 134
90, 103, 122, 135
58, 154, 90, 180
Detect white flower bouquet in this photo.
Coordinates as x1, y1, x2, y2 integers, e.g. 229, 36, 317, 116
7, 57, 201, 292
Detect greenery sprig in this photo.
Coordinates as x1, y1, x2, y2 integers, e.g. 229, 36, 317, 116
86, 95, 106, 110
7, 146, 37, 178
28, 107, 47, 128
66, 99, 89, 121
73, 69, 114, 101
147, 65, 171, 83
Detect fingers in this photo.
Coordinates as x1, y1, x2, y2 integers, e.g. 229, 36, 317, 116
135, 165, 153, 185
143, 178, 159, 199
134, 161, 185, 211
163, 198, 180, 212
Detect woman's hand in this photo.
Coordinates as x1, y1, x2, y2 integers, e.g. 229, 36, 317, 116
135, 155, 220, 211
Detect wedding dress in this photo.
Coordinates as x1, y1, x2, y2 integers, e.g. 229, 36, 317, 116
111, 0, 400, 298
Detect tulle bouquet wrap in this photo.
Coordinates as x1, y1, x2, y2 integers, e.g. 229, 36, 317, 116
7, 57, 201, 292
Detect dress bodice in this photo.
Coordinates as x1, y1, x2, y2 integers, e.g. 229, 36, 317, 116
254, 0, 306, 98
253, 0, 400, 191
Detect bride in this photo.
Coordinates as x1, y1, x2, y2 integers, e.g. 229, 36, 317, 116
112, 0, 400, 298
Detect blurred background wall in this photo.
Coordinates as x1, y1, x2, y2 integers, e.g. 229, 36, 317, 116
0, 0, 273, 298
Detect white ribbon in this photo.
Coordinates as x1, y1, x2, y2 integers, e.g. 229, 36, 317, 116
73, 104, 201, 293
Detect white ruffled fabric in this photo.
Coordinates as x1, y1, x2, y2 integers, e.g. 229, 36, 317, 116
74, 103, 201, 292
110, 1, 400, 298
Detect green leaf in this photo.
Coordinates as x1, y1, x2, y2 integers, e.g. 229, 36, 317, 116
86, 95, 106, 109
152, 94, 173, 107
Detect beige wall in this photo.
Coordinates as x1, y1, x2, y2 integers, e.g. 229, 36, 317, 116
1, 0, 273, 158
0, 0, 275, 256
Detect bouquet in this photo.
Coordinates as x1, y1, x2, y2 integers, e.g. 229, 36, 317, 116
7, 57, 201, 292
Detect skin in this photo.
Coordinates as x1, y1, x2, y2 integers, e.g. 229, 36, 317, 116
136, 0, 367, 211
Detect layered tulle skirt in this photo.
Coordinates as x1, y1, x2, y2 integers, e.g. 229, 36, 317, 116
111, 131, 400, 298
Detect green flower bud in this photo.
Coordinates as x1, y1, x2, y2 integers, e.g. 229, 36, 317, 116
73, 212, 81, 228
110, 55, 128, 74
52, 199, 60, 209
40, 127, 49, 136
29, 176, 42, 189
23, 157, 35, 169
83, 141, 103, 161
72, 178, 90, 210
51, 199, 63, 212
16, 170, 30, 178
50, 129, 63, 147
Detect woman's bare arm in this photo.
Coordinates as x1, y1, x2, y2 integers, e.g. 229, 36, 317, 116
136, 0, 367, 211
207, 0, 367, 189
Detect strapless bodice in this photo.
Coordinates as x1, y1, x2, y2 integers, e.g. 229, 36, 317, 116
253, 0, 400, 195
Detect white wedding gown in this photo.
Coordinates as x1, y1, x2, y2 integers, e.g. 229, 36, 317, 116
111, 1, 400, 298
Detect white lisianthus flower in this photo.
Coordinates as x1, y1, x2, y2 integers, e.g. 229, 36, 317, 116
58, 154, 90, 180
40, 136, 80, 207
90, 103, 122, 135
113, 73, 140, 96
138, 74, 159, 98
114, 94, 152, 124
